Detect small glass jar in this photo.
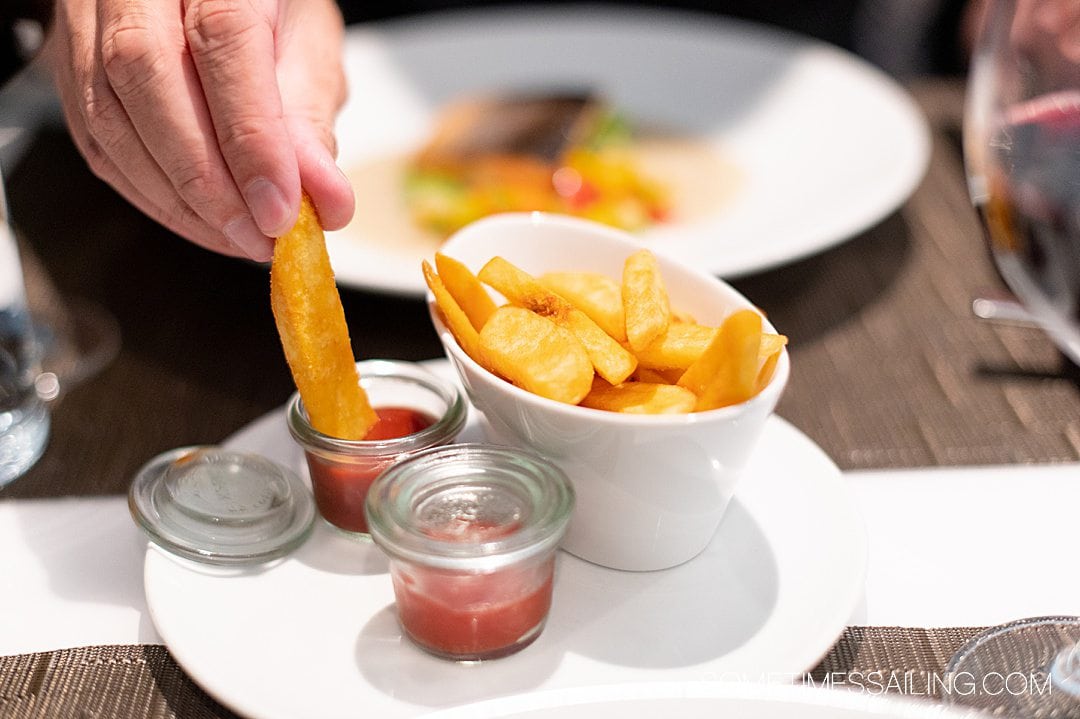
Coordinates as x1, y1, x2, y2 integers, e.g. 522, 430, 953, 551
366, 444, 575, 662
287, 360, 466, 537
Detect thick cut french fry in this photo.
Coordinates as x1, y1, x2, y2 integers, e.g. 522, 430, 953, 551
423, 260, 493, 373
632, 367, 675, 384
581, 381, 697, 414
622, 249, 670, 351
753, 332, 787, 393
758, 332, 788, 362
271, 194, 377, 439
678, 309, 762, 396
692, 309, 763, 411
479, 306, 593, 404
435, 252, 497, 331
755, 351, 780, 393
633, 323, 716, 371
540, 271, 627, 342
479, 256, 637, 385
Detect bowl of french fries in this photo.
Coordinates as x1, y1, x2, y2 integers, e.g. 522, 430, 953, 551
423, 212, 789, 571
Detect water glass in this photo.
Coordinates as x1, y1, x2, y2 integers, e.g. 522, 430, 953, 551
0, 170, 48, 486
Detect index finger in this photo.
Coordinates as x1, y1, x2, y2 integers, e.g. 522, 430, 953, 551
183, 0, 300, 236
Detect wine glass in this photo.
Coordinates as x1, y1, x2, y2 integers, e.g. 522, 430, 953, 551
0, 161, 119, 485
948, 0, 1080, 715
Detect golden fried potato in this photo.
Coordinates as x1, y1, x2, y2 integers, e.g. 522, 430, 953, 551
423, 260, 493, 373
754, 332, 788, 392
479, 306, 593, 404
581, 381, 697, 414
271, 194, 376, 439
633, 323, 717, 371
758, 332, 788, 361
632, 367, 677, 384
540, 271, 627, 342
479, 256, 637, 385
692, 309, 763, 411
622, 249, 670, 351
435, 252, 497, 331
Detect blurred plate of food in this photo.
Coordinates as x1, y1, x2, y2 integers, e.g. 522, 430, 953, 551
330, 5, 930, 296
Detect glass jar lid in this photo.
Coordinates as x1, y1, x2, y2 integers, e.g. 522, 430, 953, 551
128, 446, 315, 565
365, 443, 575, 570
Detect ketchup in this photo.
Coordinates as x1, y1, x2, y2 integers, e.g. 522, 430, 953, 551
304, 407, 434, 533
393, 552, 556, 660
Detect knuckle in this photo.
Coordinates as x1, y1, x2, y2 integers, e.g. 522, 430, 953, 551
100, 21, 165, 96
172, 160, 219, 205
185, 0, 261, 54
164, 196, 205, 235
76, 134, 112, 180
81, 79, 127, 151
218, 116, 274, 157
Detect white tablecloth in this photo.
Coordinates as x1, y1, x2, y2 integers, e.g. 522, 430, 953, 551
2, 462, 1078, 657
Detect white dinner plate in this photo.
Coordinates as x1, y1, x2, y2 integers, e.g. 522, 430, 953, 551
327, 5, 930, 295
143, 362, 867, 719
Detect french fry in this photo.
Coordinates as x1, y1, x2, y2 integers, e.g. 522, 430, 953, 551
754, 332, 787, 392
633, 323, 717, 371
423, 260, 493, 373
692, 309, 763, 411
540, 271, 627, 342
755, 351, 781, 393
632, 367, 676, 384
758, 332, 788, 362
622, 249, 670, 351
670, 308, 698, 324
479, 306, 593, 404
435, 252, 497, 331
479, 256, 637, 385
581, 381, 698, 414
271, 194, 377, 439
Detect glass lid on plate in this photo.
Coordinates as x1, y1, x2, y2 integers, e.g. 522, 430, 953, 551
128, 446, 315, 565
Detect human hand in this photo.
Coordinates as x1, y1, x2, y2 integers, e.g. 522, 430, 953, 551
43, 0, 354, 262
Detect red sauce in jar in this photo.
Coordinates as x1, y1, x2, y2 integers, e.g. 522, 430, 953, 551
393, 553, 556, 660
305, 407, 435, 533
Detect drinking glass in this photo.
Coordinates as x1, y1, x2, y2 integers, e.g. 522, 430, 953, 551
949, 0, 1080, 715
0, 163, 120, 486
0, 167, 48, 485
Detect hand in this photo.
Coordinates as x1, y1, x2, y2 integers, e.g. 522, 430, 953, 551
42, 0, 355, 261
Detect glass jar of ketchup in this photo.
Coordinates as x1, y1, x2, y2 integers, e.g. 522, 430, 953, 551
366, 444, 574, 662
287, 360, 466, 537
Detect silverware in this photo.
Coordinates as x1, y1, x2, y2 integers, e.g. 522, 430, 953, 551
971, 294, 1039, 327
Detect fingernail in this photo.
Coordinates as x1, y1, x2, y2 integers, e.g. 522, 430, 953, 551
223, 215, 273, 263
243, 177, 291, 236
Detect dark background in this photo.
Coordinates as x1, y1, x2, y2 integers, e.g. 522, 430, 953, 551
2, 0, 973, 87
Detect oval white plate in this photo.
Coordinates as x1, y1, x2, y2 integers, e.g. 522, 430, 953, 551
143, 362, 867, 719
327, 5, 929, 295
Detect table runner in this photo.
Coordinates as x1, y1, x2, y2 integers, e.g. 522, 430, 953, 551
2, 74, 1077, 717
0, 628, 987, 719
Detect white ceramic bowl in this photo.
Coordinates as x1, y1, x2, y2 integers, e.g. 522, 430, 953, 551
428, 213, 789, 571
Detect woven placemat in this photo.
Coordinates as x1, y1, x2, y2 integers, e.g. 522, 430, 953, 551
0, 645, 240, 719
0, 628, 1021, 718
